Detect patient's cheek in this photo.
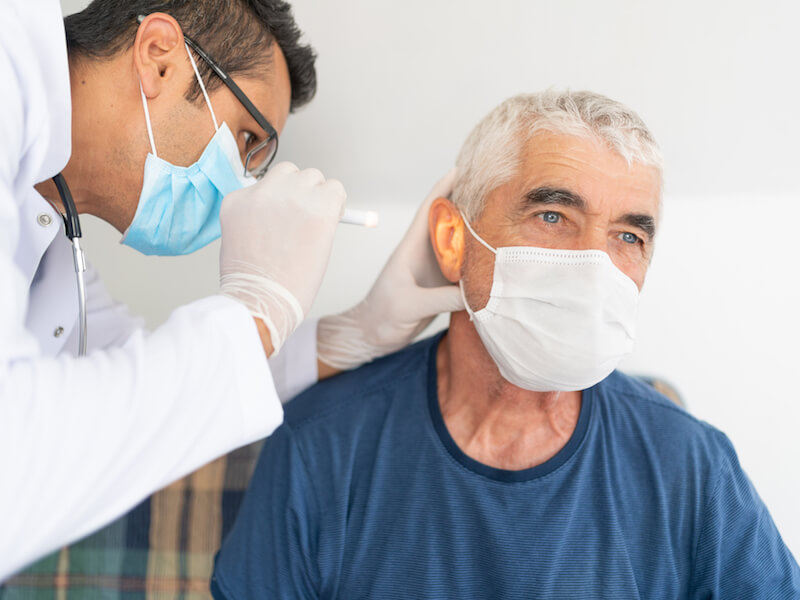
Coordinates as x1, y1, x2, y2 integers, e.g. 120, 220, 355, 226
461, 243, 495, 311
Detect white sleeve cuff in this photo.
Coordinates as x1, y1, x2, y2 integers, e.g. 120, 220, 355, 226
267, 317, 319, 403
220, 296, 285, 440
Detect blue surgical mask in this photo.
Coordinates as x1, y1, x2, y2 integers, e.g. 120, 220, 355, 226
122, 44, 255, 256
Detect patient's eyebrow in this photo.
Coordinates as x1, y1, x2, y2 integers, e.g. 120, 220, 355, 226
523, 186, 657, 240
618, 213, 657, 241
523, 187, 587, 210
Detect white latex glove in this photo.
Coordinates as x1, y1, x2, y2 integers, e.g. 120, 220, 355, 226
317, 169, 464, 369
219, 162, 346, 354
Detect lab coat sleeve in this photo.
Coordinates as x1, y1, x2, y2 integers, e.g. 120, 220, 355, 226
0, 295, 284, 581
268, 317, 320, 402
65, 261, 319, 399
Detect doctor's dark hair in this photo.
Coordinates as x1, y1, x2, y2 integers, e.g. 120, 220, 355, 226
64, 0, 316, 112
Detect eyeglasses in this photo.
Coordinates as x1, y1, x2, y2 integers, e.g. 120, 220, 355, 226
183, 33, 279, 178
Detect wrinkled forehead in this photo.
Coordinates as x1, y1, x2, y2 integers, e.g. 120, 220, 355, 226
498, 131, 663, 219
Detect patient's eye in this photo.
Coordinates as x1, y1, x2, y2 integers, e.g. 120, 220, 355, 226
620, 232, 641, 244
539, 211, 561, 224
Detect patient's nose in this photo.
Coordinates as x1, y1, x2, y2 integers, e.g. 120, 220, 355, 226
579, 224, 609, 253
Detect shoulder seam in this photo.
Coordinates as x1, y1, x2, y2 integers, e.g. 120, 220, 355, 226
609, 385, 713, 431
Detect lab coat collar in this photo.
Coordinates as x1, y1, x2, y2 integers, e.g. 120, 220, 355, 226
25, 216, 79, 356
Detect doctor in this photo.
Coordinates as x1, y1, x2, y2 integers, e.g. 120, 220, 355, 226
0, 0, 462, 579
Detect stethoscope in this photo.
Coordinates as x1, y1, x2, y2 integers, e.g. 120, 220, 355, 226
51, 173, 88, 357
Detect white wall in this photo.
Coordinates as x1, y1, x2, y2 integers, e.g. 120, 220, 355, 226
62, 0, 800, 556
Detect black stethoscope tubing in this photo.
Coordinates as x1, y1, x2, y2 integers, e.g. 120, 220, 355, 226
51, 173, 87, 356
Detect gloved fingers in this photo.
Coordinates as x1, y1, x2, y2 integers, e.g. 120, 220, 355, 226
303, 178, 347, 220
413, 168, 458, 232
415, 284, 466, 316
265, 161, 301, 179
411, 256, 454, 289
321, 178, 347, 213
424, 167, 458, 204
395, 168, 458, 261
380, 242, 451, 290
411, 168, 457, 234
296, 167, 326, 187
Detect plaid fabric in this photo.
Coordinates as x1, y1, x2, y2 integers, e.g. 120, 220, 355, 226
1, 377, 683, 599
1, 440, 264, 600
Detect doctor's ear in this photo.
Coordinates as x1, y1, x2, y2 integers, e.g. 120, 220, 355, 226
133, 13, 186, 98
429, 197, 465, 284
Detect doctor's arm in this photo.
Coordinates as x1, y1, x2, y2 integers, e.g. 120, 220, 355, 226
73, 260, 319, 403
69, 260, 315, 402
0, 295, 285, 581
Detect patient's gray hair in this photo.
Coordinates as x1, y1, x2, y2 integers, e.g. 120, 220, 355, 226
452, 90, 664, 220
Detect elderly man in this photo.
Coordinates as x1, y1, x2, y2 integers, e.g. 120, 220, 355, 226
211, 91, 800, 598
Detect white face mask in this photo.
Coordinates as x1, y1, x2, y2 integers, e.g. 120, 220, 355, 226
460, 216, 640, 392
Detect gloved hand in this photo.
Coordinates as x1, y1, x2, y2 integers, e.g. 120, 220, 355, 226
219, 162, 346, 355
317, 169, 464, 370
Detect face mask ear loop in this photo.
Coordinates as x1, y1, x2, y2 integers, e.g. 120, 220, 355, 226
458, 280, 475, 321
185, 43, 219, 132
460, 212, 497, 254
139, 81, 158, 157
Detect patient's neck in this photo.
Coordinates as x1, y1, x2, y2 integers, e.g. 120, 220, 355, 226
437, 311, 581, 471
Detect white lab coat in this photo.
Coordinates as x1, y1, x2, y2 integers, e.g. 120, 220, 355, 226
0, 0, 317, 580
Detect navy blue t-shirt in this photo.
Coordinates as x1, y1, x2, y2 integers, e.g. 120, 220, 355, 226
213, 332, 800, 599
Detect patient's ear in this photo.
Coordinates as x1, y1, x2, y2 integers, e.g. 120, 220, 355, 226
429, 197, 465, 284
